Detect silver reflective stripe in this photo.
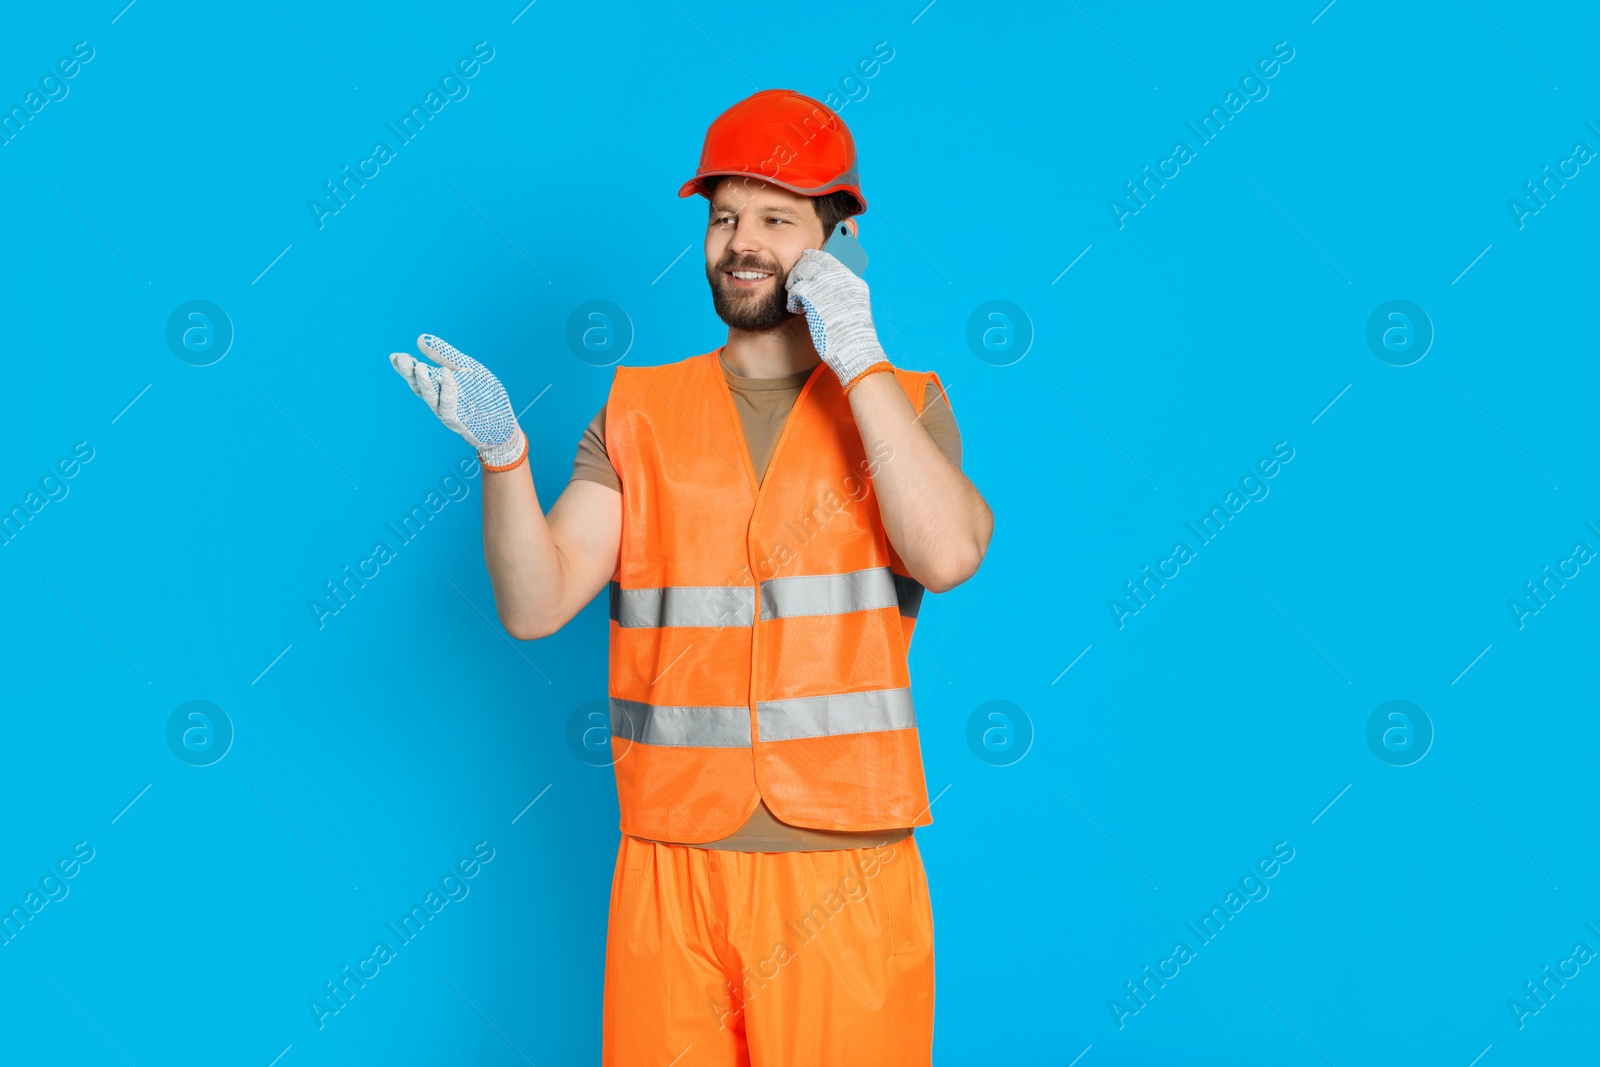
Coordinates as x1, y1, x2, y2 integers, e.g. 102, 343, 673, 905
613, 569, 923, 627
756, 687, 917, 742
759, 567, 900, 620
608, 687, 917, 747
611, 581, 755, 628
609, 698, 752, 747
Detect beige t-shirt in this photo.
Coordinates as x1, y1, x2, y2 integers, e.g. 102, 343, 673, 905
570, 358, 962, 851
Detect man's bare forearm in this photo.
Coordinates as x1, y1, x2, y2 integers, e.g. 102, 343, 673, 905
846, 370, 992, 592
481, 461, 565, 639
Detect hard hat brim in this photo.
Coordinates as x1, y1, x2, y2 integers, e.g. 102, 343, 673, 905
679, 172, 867, 217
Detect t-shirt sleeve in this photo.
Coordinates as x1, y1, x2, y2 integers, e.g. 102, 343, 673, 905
920, 379, 962, 468
568, 404, 621, 492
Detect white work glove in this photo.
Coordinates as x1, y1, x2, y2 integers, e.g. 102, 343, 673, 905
784, 247, 893, 392
389, 334, 528, 470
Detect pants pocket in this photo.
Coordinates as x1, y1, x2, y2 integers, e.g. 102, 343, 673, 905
877, 840, 925, 956
617, 838, 659, 957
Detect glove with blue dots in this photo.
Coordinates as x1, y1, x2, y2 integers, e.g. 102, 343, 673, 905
389, 334, 527, 470
785, 247, 892, 392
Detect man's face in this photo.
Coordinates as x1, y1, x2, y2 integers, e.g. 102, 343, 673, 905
704, 178, 827, 331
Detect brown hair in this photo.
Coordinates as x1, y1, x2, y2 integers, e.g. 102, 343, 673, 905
705, 175, 861, 245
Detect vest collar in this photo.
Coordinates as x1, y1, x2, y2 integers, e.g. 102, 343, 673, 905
705, 346, 831, 497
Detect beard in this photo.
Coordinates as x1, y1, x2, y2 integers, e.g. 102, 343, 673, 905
705, 254, 795, 332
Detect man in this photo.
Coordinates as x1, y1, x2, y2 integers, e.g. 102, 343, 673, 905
390, 88, 992, 1065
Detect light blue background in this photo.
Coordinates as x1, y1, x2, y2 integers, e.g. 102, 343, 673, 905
2, 1, 1596, 1063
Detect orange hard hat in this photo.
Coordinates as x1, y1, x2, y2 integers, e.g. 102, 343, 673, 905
678, 89, 867, 216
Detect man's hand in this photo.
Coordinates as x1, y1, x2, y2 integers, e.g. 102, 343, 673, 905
389, 334, 528, 470
785, 248, 892, 392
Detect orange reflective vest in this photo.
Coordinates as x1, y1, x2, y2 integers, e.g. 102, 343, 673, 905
605, 348, 941, 843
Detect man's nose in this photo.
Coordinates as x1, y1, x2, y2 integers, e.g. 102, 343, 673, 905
729, 216, 766, 253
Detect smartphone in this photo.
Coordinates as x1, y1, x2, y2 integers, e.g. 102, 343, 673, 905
828, 217, 869, 277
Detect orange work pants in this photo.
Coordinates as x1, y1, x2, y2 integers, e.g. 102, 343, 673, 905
601, 833, 935, 1066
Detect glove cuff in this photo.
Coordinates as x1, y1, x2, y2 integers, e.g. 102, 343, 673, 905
480, 424, 528, 472
842, 360, 895, 395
